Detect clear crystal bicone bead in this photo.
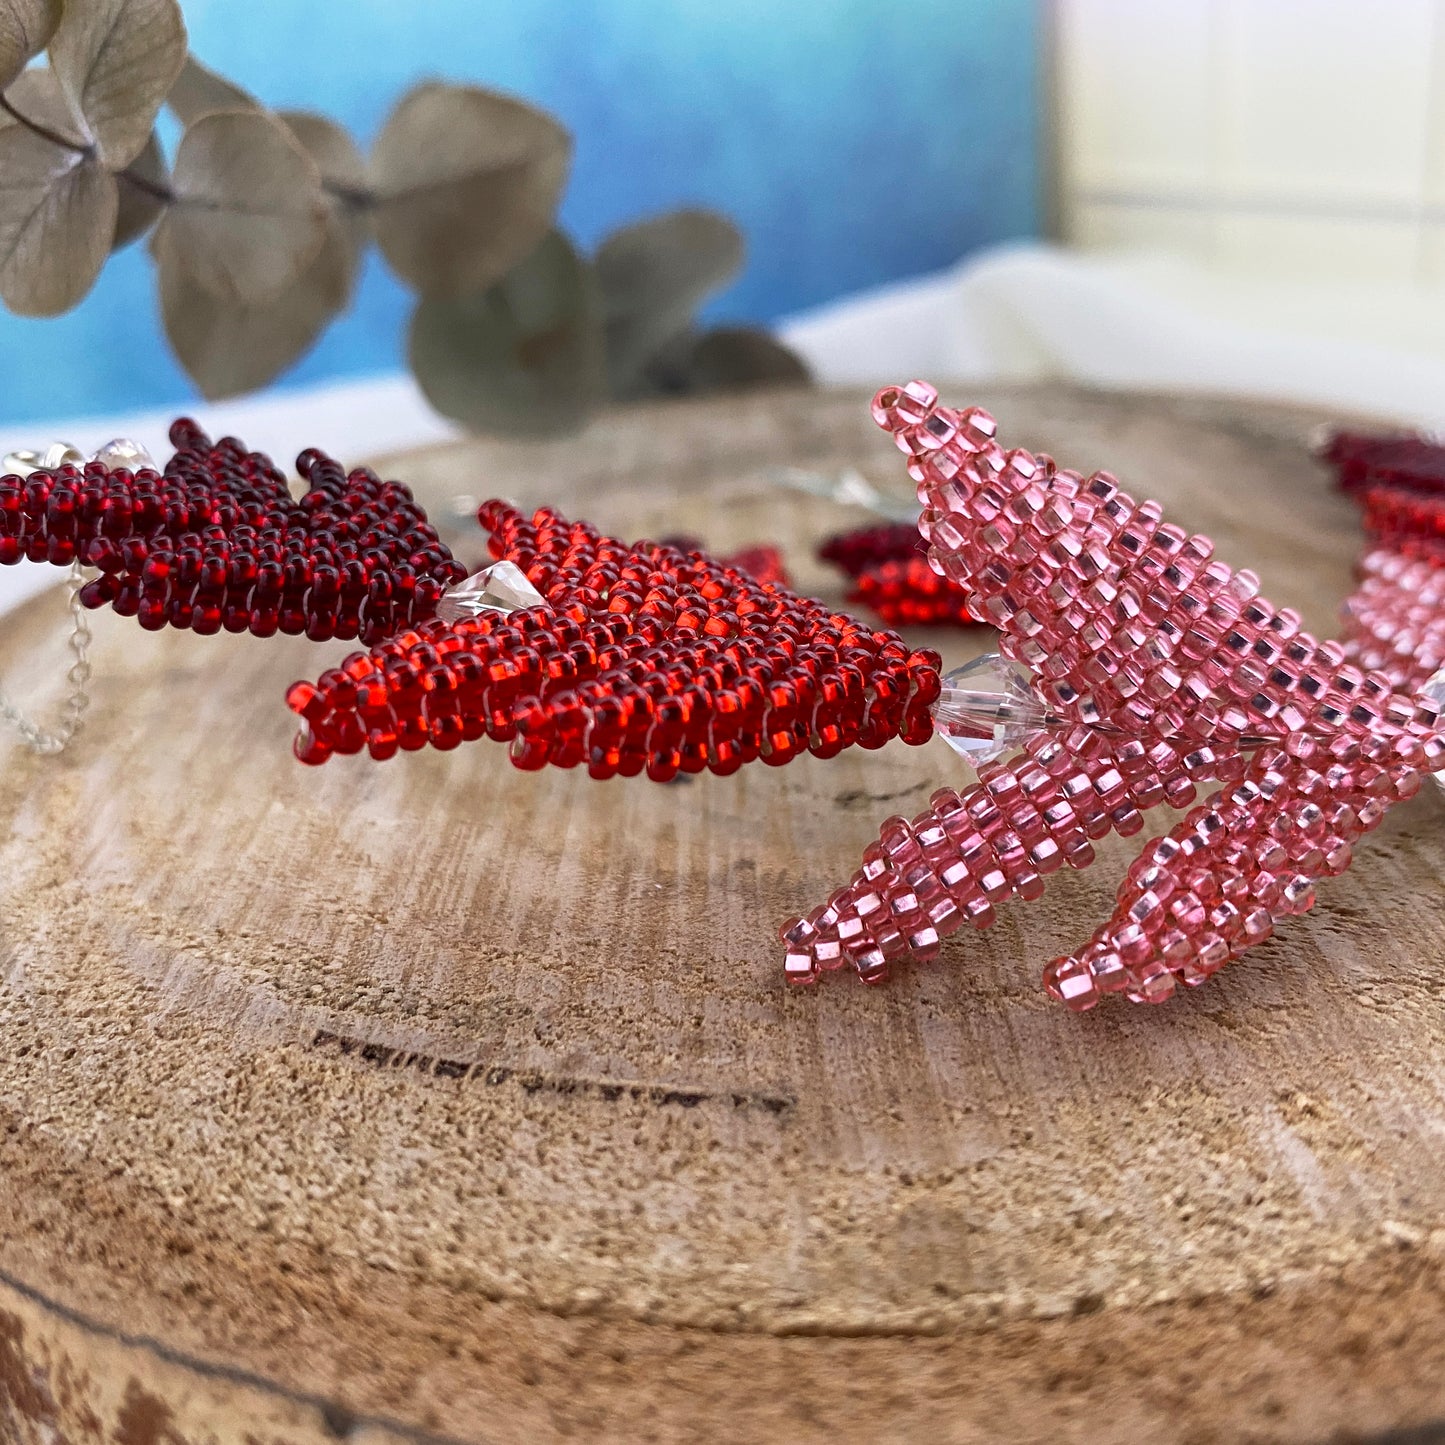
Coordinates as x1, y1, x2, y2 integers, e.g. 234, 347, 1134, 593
4, 438, 156, 477
91, 437, 158, 471
930, 652, 1054, 766
1421, 667, 1445, 795
2, 442, 85, 477
436, 560, 549, 622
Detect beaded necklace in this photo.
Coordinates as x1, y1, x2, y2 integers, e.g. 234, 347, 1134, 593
0, 419, 943, 782
3, 393, 1439, 1018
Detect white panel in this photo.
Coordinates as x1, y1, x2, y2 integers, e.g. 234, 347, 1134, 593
1213, 214, 1419, 283
1055, 0, 1216, 196
1416, 223, 1445, 283
1067, 200, 1218, 263
1214, 0, 1435, 205
1420, 0, 1445, 213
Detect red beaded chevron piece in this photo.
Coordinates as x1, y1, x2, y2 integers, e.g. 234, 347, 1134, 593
780, 382, 1445, 1007
1321, 429, 1445, 497
820, 521, 976, 627
1315, 428, 1445, 576
819, 520, 926, 578
658, 536, 794, 591
851, 551, 978, 628
287, 500, 941, 776
0, 419, 463, 643
1322, 430, 1445, 691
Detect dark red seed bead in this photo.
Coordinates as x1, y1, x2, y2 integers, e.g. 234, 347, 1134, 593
0, 423, 464, 646
818, 521, 977, 627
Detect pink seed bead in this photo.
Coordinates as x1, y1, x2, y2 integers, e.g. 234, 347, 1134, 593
779, 386, 1445, 1011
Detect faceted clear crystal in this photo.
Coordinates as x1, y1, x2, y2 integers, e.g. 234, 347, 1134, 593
5, 438, 158, 478
1422, 667, 1445, 795
436, 560, 548, 622
92, 437, 157, 472
43, 442, 87, 469
2, 442, 84, 477
931, 651, 1053, 766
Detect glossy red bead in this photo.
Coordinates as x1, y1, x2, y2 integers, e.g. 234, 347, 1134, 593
289, 501, 942, 780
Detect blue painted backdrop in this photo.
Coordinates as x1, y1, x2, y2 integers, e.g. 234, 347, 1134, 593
0, 0, 1040, 421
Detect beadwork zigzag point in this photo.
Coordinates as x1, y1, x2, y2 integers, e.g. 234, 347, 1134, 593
286, 498, 943, 778
0, 419, 463, 643
779, 381, 1445, 1008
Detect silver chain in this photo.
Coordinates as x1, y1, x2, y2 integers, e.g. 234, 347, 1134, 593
0, 560, 93, 755
0, 437, 157, 759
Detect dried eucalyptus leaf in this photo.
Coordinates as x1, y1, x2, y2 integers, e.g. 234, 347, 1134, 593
672, 326, 811, 392
156, 111, 362, 393
596, 209, 744, 320
112, 127, 166, 249
0, 124, 117, 314
595, 209, 744, 392
409, 230, 601, 436
278, 110, 368, 269
621, 326, 810, 403
278, 110, 365, 189
156, 216, 352, 398
49, 0, 186, 167
607, 327, 689, 402
155, 109, 327, 305
165, 52, 257, 125
0, 65, 82, 141
372, 82, 570, 299
0, 0, 60, 91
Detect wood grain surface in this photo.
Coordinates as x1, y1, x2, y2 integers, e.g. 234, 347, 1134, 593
3, 385, 1445, 1444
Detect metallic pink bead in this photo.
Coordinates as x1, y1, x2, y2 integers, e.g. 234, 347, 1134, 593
778, 382, 1445, 1008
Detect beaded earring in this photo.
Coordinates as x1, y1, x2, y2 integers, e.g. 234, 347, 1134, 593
14, 396, 1440, 1012
779, 382, 1445, 1009
285, 499, 943, 777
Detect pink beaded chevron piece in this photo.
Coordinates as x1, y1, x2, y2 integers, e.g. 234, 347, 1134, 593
780, 381, 1445, 1007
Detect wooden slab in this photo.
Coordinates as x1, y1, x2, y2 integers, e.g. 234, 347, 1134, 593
3, 384, 1445, 1443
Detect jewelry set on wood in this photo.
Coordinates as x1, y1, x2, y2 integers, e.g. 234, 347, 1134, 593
4, 383, 1441, 1011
